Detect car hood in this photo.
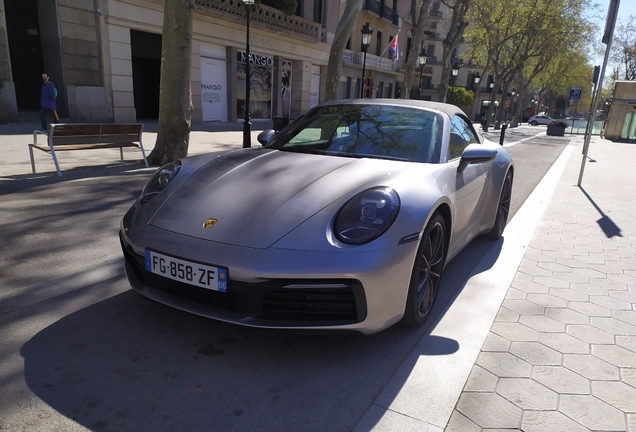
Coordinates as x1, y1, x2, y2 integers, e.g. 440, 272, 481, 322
149, 148, 412, 249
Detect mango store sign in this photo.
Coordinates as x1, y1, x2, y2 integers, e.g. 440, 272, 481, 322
237, 52, 274, 67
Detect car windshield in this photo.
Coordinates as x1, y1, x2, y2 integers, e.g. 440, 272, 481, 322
266, 104, 444, 163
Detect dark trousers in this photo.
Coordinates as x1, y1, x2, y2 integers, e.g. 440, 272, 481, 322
40, 107, 55, 130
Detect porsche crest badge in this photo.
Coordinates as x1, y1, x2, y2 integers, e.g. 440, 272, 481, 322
203, 218, 218, 229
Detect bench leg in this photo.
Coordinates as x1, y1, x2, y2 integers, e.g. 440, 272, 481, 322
28, 145, 37, 174
139, 140, 149, 168
49, 146, 62, 177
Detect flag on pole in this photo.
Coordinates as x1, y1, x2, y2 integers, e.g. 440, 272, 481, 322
387, 35, 399, 62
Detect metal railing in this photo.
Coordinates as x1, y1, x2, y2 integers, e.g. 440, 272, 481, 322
343, 49, 397, 72
195, 0, 322, 43
362, 0, 399, 26
565, 119, 603, 135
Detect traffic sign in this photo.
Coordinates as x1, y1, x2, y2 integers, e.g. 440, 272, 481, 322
568, 86, 583, 102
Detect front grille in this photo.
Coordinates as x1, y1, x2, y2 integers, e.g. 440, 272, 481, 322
120, 234, 366, 325
262, 287, 359, 321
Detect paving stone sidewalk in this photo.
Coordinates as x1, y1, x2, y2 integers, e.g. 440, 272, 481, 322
446, 137, 636, 431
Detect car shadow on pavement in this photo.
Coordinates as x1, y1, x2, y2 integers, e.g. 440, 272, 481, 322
17, 284, 424, 432
16, 234, 503, 432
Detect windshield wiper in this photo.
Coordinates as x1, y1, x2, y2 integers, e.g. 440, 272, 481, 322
278, 147, 327, 155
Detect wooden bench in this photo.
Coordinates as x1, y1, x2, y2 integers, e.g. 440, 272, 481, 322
29, 123, 149, 177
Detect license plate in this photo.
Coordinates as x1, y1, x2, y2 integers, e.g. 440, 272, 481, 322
144, 249, 227, 292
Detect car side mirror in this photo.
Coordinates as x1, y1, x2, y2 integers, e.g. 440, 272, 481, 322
458, 144, 498, 173
257, 129, 276, 146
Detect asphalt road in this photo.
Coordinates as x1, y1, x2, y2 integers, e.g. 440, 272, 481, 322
0, 127, 570, 432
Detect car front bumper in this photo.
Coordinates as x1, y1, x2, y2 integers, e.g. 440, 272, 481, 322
119, 209, 419, 335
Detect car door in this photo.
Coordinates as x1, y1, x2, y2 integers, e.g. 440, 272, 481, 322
448, 115, 489, 254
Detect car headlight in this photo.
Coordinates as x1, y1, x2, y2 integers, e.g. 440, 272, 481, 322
334, 187, 400, 245
140, 161, 181, 204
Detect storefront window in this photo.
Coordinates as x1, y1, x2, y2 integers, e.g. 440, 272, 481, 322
621, 111, 636, 140
281, 60, 293, 119
622, 111, 634, 140
237, 52, 272, 120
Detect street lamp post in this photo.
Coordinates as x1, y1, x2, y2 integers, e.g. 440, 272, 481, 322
474, 72, 481, 89
242, 0, 254, 148
360, 22, 373, 98
417, 48, 427, 100
449, 62, 459, 105
484, 81, 495, 132
472, 72, 481, 121
510, 88, 516, 124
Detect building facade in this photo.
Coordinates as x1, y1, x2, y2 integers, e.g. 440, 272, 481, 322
0, 0, 477, 125
604, 81, 636, 142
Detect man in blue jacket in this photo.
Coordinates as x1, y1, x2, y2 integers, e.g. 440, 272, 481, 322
40, 73, 57, 132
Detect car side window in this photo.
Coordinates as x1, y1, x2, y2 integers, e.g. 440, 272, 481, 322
449, 115, 479, 160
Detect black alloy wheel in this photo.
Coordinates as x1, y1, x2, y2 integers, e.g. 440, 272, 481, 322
488, 170, 513, 239
403, 214, 447, 327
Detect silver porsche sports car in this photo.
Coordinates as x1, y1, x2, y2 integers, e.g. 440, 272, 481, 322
120, 99, 513, 335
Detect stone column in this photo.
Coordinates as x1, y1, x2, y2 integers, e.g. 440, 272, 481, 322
0, 1, 17, 122
291, 60, 311, 119
226, 46, 237, 123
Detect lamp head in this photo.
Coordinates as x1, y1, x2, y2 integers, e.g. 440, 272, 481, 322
361, 22, 373, 46
418, 49, 427, 66
451, 61, 460, 76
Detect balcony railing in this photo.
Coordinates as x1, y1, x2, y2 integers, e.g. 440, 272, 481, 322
195, 0, 322, 43
362, 0, 399, 26
343, 49, 397, 72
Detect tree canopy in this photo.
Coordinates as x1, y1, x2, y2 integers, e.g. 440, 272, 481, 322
611, 14, 636, 81
464, 0, 593, 126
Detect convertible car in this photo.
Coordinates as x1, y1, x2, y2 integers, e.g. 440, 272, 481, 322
120, 99, 513, 335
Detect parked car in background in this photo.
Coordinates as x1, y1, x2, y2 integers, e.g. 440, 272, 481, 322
120, 99, 514, 335
528, 115, 556, 126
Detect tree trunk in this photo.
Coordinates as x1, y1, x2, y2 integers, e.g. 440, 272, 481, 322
401, 1, 432, 99
494, 81, 508, 129
324, 0, 364, 102
483, 79, 501, 132
511, 83, 526, 127
147, 0, 195, 166
437, 0, 470, 103
439, 49, 452, 103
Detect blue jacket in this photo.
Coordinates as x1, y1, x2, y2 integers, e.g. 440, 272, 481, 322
41, 82, 57, 110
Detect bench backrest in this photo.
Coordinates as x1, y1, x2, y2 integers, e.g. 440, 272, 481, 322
49, 124, 143, 145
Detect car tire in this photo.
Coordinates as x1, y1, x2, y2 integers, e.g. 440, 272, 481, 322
403, 213, 447, 327
487, 170, 513, 239
530, 121, 538, 126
